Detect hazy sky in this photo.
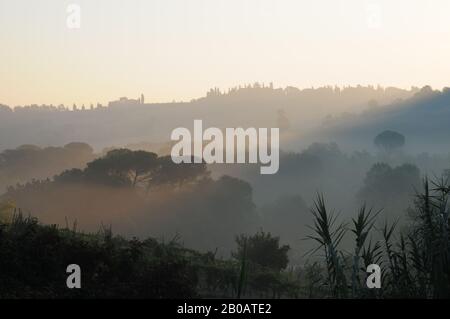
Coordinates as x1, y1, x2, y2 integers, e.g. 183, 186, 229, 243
1, 0, 450, 107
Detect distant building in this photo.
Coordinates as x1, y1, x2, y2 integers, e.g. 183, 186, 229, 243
108, 97, 141, 108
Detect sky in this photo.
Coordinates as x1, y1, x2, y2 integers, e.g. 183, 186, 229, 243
1, 0, 450, 107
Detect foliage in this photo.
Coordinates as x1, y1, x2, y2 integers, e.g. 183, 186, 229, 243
374, 130, 406, 153
306, 194, 348, 298
54, 149, 208, 190
306, 177, 450, 298
0, 214, 197, 298
357, 162, 420, 214
233, 231, 290, 272
0, 213, 297, 299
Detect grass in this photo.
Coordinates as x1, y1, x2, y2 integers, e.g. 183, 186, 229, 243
306, 176, 450, 298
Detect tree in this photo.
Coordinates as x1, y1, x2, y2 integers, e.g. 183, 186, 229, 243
374, 130, 405, 153
148, 155, 209, 189
64, 142, 94, 155
85, 149, 158, 187
54, 150, 209, 190
357, 163, 420, 213
233, 231, 290, 272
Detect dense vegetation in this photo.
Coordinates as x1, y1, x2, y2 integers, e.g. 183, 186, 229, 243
1, 132, 450, 299
0, 211, 299, 299
0, 213, 197, 298
1, 174, 449, 298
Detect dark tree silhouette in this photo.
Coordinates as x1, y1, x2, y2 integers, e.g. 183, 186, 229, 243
357, 162, 420, 212
84, 149, 158, 187
374, 130, 405, 152
147, 155, 209, 190
233, 231, 290, 272
46, 150, 209, 191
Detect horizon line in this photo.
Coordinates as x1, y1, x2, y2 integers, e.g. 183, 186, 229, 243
0, 83, 443, 110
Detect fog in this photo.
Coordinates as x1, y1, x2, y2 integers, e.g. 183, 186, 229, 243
2, 85, 450, 263
0, 85, 415, 151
